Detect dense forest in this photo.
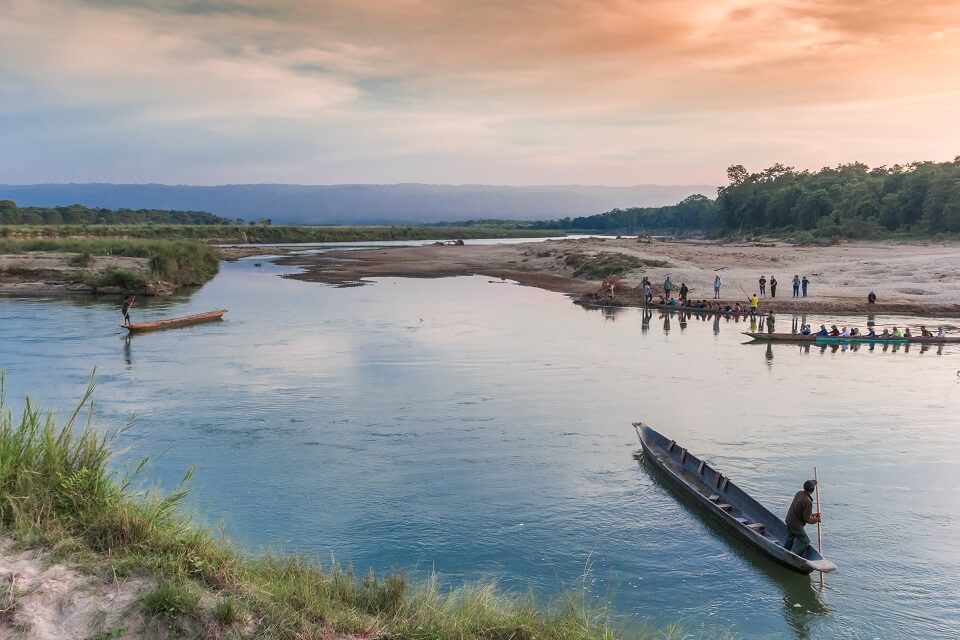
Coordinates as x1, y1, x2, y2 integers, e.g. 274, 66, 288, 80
533, 194, 716, 232
535, 159, 960, 237
715, 159, 960, 236
0, 200, 232, 225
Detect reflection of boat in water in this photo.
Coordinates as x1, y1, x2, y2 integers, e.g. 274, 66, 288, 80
122, 309, 228, 333
634, 423, 837, 575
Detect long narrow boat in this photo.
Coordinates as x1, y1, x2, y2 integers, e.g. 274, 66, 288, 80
815, 336, 906, 344
122, 309, 228, 334
742, 332, 815, 342
744, 331, 960, 344
579, 298, 755, 319
634, 422, 837, 575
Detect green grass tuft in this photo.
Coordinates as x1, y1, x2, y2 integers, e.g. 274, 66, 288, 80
143, 582, 201, 619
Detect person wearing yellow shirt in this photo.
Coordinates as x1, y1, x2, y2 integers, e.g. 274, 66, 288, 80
749, 293, 759, 316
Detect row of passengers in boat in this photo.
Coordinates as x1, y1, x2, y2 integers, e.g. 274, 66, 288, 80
658, 298, 753, 314
799, 324, 945, 338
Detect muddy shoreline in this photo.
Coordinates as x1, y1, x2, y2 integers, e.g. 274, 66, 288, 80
270, 237, 960, 317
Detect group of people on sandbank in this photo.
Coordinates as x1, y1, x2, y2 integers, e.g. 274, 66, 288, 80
750, 274, 810, 299
797, 323, 945, 338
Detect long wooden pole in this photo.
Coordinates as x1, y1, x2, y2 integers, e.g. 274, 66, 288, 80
814, 466, 824, 587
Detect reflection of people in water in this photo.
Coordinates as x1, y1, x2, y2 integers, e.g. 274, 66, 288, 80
123, 335, 132, 367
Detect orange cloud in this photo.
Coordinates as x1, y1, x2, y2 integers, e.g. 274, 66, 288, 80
0, 0, 958, 184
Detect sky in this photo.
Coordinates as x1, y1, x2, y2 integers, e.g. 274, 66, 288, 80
1, 0, 959, 186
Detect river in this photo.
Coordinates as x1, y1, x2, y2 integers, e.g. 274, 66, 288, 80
1, 246, 958, 639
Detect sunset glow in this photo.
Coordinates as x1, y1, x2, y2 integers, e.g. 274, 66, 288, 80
1, 0, 958, 184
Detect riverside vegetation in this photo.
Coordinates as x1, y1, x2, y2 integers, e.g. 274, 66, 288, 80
2, 224, 557, 243
0, 378, 714, 640
0, 238, 219, 294
536, 159, 960, 239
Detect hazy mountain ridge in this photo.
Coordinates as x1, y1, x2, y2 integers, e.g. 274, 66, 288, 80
0, 183, 716, 224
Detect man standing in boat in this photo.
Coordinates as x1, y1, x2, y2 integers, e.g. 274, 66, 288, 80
784, 480, 821, 556
121, 294, 135, 326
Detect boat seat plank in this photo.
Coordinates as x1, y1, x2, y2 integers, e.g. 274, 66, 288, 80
716, 503, 733, 511
708, 494, 720, 502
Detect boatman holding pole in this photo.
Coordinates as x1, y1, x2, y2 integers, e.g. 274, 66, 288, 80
121, 294, 136, 326
784, 480, 821, 556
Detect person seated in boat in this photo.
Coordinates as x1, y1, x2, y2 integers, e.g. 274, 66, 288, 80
850, 327, 860, 337
657, 296, 667, 305
867, 291, 877, 304
891, 326, 902, 338
829, 325, 840, 336
920, 325, 931, 337
840, 326, 850, 337
801, 324, 812, 335
903, 327, 913, 338
937, 326, 945, 338
733, 302, 742, 314
816, 324, 828, 336
867, 327, 877, 337
667, 297, 678, 306
880, 327, 891, 338
784, 479, 821, 556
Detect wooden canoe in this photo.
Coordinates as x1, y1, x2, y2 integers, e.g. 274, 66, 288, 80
744, 332, 959, 344
122, 309, 228, 333
634, 422, 837, 576
743, 332, 815, 342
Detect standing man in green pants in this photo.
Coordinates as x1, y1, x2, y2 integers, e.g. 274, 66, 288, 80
784, 479, 821, 556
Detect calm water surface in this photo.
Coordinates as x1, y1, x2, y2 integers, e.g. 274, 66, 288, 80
1, 252, 958, 639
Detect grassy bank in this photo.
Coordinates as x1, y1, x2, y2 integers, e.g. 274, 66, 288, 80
0, 238, 219, 292
2, 224, 561, 243
0, 380, 712, 639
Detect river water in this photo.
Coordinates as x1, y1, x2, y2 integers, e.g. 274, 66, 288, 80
1, 247, 958, 639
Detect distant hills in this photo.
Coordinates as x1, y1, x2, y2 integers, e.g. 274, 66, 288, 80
0, 183, 716, 225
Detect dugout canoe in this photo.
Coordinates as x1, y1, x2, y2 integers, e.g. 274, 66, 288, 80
744, 332, 959, 344
122, 309, 228, 333
815, 336, 906, 344
742, 332, 816, 342
634, 422, 837, 576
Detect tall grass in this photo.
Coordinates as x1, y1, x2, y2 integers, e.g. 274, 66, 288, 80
0, 376, 720, 639
0, 238, 219, 287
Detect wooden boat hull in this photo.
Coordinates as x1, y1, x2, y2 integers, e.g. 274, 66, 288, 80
634, 422, 836, 576
744, 332, 958, 344
122, 309, 228, 333
815, 336, 906, 344
743, 332, 815, 342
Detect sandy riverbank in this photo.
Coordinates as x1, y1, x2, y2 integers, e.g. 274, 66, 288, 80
272, 237, 960, 316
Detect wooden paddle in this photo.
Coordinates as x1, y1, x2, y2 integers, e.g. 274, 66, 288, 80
814, 466, 824, 586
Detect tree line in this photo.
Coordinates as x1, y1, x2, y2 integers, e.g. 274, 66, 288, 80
533, 194, 716, 232
0, 200, 233, 226
716, 159, 960, 236
534, 159, 960, 237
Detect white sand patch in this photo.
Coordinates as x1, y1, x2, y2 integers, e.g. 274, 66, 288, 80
0, 539, 147, 640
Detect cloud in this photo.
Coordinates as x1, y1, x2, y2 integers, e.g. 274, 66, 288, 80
0, 0, 958, 184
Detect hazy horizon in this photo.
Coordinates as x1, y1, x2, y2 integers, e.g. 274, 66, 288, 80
2, 1, 958, 185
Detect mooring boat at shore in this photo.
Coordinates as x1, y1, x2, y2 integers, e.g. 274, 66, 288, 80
743, 332, 960, 344
634, 422, 837, 575
122, 309, 228, 333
